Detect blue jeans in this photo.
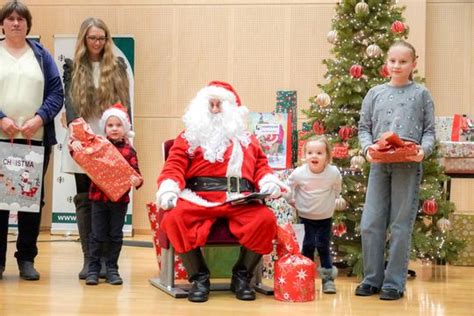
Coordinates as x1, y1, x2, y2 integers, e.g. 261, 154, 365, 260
88, 201, 127, 273
300, 217, 332, 268
360, 162, 422, 292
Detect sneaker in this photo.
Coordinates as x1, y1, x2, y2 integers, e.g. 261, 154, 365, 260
85, 273, 99, 285
380, 288, 404, 300
18, 261, 40, 281
106, 270, 123, 285
355, 283, 379, 296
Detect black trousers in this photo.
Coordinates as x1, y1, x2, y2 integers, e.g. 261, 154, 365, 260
88, 201, 127, 273
0, 140, 51, 266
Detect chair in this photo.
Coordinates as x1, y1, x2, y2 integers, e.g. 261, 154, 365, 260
149, 139, 273, 298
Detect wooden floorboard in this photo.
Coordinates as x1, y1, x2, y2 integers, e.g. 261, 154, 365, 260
0, 233, 472, 315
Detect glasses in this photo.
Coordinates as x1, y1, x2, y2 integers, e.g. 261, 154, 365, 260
86, 36, 107, 43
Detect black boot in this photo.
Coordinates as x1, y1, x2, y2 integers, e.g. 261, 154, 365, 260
231, 247, 262, 301
179, 248, 210, 303
18, 260, 40, 280
74, 193, 91, 280
0, 265, 4, 280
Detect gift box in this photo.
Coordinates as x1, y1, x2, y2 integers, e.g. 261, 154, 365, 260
442, 158, 474, 174
435, 116, 454, 142
274, 223, 315, 302
368, 132, 418, 163
146, 202, 188, 280
451, 213, 474, 266
439, 141, 474, 158
70, 119, 142, 201
276, 91, 298, 167
451, 114, 474, 142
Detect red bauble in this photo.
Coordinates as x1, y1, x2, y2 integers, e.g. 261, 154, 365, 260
379, 64, 390, 78
391, 20, 406, 33
422, 199, 438, 215
349, 64, 363, 78
332, 222, 347, 237
338, 126, 354, 141
312, 121, 325, 135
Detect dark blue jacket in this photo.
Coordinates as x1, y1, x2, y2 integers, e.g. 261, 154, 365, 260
0, 39, 64, 147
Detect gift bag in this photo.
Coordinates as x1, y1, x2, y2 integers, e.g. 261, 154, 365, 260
203, 246, 240, 278
70, 118, 142, 202
0, 141, 44, 212
146, 202, 187, 280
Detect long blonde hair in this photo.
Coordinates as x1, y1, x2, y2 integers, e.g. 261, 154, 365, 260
70, 17, 129, 119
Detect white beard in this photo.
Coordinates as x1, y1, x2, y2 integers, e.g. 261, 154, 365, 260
182, 96, 250, 163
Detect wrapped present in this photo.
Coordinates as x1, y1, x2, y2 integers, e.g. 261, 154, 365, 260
274, 223, 315, 302
274, 253, 316, 302
146, 202, 187, 280
70, 118, 142, 201
451, 114, 473, 142
368, 132, 418, 163
435, 116, 454, 142
442, 157, 474, 174
451, 213, 474, 266
439, 141, 474, 158
276, 91, 298, 167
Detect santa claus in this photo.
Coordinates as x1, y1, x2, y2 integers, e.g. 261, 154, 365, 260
156, 81, 288, 302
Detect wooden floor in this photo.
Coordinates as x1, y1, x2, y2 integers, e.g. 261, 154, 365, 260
0, 233, 472, 316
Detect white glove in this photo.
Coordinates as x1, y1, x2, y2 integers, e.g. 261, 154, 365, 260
159, 192, 178, 210
259, 182, 281, 199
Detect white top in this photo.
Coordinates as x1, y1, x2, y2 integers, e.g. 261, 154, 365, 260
0, 44, 44, 141
285, 164, 342, 220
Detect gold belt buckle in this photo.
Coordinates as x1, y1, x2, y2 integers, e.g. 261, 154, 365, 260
227, 177, 240, 193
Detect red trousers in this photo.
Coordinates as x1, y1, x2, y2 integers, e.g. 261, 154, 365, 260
161, 198, 277, 254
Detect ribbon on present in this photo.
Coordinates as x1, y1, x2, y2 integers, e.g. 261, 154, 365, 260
70, 118, 142, 201
146, 202, 188, 280
368, 132, 418, 163
276, 223, 300, 258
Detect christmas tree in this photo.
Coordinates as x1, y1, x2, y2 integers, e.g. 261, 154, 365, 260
301, 0, 465, 276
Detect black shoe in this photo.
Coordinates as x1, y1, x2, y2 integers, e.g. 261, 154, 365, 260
85, 273, 99, 285
106, 270, 123, 285
231, 272, 256, 301
78, 258, 89, 280
355, 283, 380, 296
380, 288, 404, 300
0, 265, 4, 280
18, 261, 40, 281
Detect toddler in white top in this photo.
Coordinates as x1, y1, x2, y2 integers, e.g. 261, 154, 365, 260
284, 135, 341, 294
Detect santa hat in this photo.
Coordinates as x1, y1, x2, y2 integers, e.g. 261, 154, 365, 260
196, 81, 242, 106
100, 103, 135, 138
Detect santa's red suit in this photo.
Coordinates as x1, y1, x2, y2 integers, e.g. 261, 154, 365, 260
157, 132, 277, 255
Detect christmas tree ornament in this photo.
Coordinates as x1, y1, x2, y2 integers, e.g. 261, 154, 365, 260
349, 64, 363, 78
436, 218, 452, 233
391, 20, 406, 33
327, 30, 338, 44
379, 63, 390, 78
312, 121, 325, 135
338, 126, 354, 141
366, 44, 382, 58
332, 143, 349, 159
422, 199, 438, 216
335, 196, 348, 210
315, 92, 331, 108
332, 222, 347, 237
350, 155, 366, 170
355, 1, 369, 16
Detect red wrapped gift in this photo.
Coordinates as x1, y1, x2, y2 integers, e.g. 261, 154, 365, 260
368, 132, 418, 163
146, 202, 187, 280
70, 118, 142, 201
276, 223, 300, 258
274, 254, 316, 302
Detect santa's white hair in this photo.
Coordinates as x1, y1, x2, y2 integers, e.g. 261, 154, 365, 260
182, 89, 251, 163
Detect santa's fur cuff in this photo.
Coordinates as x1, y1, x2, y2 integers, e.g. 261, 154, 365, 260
258, 173, 290, 193
156, 179, 181, 204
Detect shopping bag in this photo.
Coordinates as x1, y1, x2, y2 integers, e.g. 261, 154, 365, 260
70, 119, 142, 202
0, 141, 44, 212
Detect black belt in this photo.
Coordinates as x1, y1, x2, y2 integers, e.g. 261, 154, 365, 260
185, 177, 255, 193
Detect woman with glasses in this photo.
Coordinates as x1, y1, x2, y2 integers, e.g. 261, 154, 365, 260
62, 17, 130, 280
0, 1, 63, 280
